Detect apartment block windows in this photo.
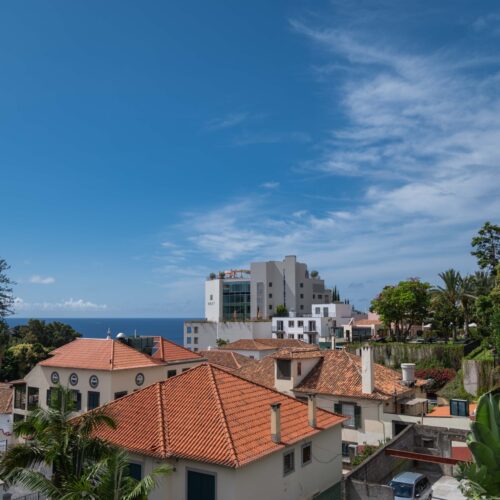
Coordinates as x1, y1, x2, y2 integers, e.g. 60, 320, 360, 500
269, 293, 272, 299
298, 321, 303, 327
277, 320, 284, 331
14, 385, 26, 410
334, 402, 361, 429
193, 337, 198, 344
71, 390, 82, 411
27, 387, 39, 411
300, 293, 304, 299
186, 337, 192, 344
288, 320, 294, 327
300, 305, 304, 310
301, 443, 312, 466
277, 360, 291, 380
297, 362, 302, 376
283, 450, 295, 475
269, 305, 273, 310
318, 294, 323, 299
194, 327, 198, 334
269, 282, 272, 287
315, 307, 321, 314
299, 283, 304, 288
87, 391, 100, 410
187, 326, 192, 334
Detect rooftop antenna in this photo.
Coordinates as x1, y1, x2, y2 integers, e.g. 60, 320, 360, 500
106, 328, 112, 340
134, 329, 137, 338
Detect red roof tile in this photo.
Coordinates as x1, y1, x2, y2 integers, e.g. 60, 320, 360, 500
40, 339, 165, 371
151, 337, 203, 363
0, 383, 12, 413
200, 350, 257, 371
272, 347, 323, 360
221, 338, 314, 351
90, 363, 345, 467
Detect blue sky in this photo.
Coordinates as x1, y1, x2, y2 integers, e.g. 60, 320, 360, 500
2, 0, 500, 317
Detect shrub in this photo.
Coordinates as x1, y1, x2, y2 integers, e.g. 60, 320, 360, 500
415, 368, 456, 390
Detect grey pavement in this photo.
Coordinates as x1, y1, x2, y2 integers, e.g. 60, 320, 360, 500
431, 476, 466, 500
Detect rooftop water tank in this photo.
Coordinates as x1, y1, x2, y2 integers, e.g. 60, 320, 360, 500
401, 363, 415, 386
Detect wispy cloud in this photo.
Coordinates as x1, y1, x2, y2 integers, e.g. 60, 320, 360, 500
205, 112, 248, 131
261, 181, 280, 189
14, 297, 107, 312
29, 275, 55, 285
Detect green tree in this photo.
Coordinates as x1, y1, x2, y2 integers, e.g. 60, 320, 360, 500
0, 386, 170, 499
12, 319, 81, 349
331, 285, 340, 302
310, 270, 319, 278
370, 279, 431, 341
0, 259, 15, 319
471, 222, 500, 276
275, 304, 288, 317
0, 343, 49, 381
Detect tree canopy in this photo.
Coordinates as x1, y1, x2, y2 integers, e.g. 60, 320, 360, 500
0, 259, 15, 320
471, 221, 500, 275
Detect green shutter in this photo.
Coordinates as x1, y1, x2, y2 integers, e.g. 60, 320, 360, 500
354, 405, 362, 429
334, 403, 342, 414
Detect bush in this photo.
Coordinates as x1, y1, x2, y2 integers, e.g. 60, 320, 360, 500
351, 444, 381, 466
415, 368, 456, 390
438, 370, 474, 401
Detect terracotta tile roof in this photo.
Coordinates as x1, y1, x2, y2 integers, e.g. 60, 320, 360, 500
295, 350, 412, 400
151, 336, 204, 363
220, 338, 315, 351
200, 350, 257, 371
90, 363, 345, 467
237, 349, 412, 401
40, 339, 165, 371
272, 347, 323, 360
0, 383, 12, 413
353, 319, 384, 327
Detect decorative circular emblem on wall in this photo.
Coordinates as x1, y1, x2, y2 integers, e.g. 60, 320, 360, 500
89, 375, 99, 389
51, 371, 60, 384
135, 373, 145, 386
69, 373, 79, 386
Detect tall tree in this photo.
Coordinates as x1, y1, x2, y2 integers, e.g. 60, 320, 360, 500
432, 269, 463, 341
370, 279, 431, 341
471, 222, 500, 275
0, 259, 15, 319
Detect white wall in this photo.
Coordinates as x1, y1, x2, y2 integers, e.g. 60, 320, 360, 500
139, 424, 343, 500
205, 279, 222, 321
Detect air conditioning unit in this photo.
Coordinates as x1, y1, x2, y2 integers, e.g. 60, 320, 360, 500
348, 444, 358, 457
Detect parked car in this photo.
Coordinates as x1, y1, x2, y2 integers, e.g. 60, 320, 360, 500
388, 472, 432, 499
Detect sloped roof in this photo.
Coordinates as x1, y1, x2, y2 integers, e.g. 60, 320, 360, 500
220, 338, 315, 351
272, 347, 323, 360
237, 348, 413, 401
90, 363, 345, 468
0, 383, 12, 414
295, 350, 412, 400
151, 336, 204, 363
353, 319, 384, 327
200, 350, 256, 371
40, 338, 165, 371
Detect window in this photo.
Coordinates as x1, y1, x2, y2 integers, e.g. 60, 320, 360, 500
193, 348, 198, 352
167, 370, 177, 378
13, 413, 24, 423
277, 360, 291, 380
298, 334, 303, 340
269, 293, 273, 299
194, 337, 198, 344
87, 391, 100, 410
300, 305, 304, 310
288, 334, 295, 339
301, 443, 311, 466
318, 294, 323, 299
299, 283, 304, 288
341, 442, 350, 457
128, 463, 142, 481
269, 305, 273, 310
27, 387, 39, 411
298, 321, 303, 327
312, 294, 316, 299
283, 450, 295, 475
47, 388, 61, 408
187, 326, 192, 334
186, 337, 192, 344
269, 282, 272, 287
277, 320, 284, 331
288, 320, 294, 327
300, 293, 304, 299
209, 294, 213, 300
194, 327, 198, 334
334, 403, 361, 429
14, 385, 26, 410
71, 390, 82, 411
297, 362, 302, 376
450, 399, 469, 416
315, 307, 321, 314
114, 391, 127, 400
187, 469, 215, 500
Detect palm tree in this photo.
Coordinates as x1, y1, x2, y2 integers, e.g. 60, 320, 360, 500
433, 269, 462, 341
0, 386, 170, 498
459, 275, 477, 338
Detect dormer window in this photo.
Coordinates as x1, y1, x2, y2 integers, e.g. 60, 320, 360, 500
277, 360, 291, 380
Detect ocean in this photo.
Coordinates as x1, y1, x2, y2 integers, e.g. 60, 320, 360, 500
5, 318, 193, 346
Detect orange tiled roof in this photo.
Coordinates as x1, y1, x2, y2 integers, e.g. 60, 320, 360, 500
90, 363, 345, 467
200, 350, 256, 371
221, 338, 315, 351
353, 319, 384, 327
237, 348, 412, 401
0, 383, 12, 413
151, 336, 203, 363
272, 347, 323, 360
426, 403, 477, 418
40, 339, 165, 371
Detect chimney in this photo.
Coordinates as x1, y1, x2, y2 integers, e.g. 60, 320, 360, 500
361, 345, 374, 394
308, 394, 317, 428
401, 363, 415, 386
270, 403, 281, 443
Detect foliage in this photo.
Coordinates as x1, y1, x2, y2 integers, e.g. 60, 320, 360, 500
415, 368, 456, 390
331, 285, 340, 302
310, 270, 319, 278
215, 338, 228, 347
370, 279, 431, 341
457, 388, 500, 499
0, 343, 49, 381
471, 222, 500, 276
209, 272, 216, 280
275, 304, 288, 317
351, 443, 381, 466
0, 259, 15, 319
11, 319, 81, 349
0, 386, 170, 499
438, 370, 473, 401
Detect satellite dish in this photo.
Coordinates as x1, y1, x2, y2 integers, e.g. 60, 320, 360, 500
116, 332, 126, 339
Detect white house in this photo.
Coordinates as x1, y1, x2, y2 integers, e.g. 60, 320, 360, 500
90, 363, 346, 500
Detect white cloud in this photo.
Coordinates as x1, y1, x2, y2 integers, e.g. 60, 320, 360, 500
14, 297, 107, 312
29, 275, 55, 285
261, 181, 280, 189
205, 113, 247, 131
